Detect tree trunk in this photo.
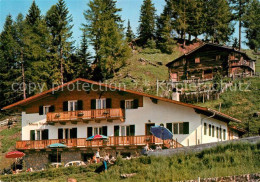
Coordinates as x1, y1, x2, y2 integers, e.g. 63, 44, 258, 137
60, 47, 64, 85
21, 50, 26, 99
238, 0, 242, 50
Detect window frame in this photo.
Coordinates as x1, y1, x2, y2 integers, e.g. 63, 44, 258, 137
43, 105, 51, 115
125, 100, 134, 109
68, 100, 78, 111
96, 98, 106, 109
167, 122, 188, 135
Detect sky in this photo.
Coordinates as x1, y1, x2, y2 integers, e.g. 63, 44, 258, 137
0, 0, 246, 49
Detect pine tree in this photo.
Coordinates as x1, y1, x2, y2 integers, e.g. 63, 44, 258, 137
83, 0, 130, 80
230, 0, 249, 50
138, 0, 156, 45
156, 8, 175, 53
243, 0, 260, 52
46, 0, 74, 84
72, 29, 92, 79
0, 15, 22, 107
126, 20, 135, 43
23, 1, 52, 93
204, 0, 234, 44
186, 0, 204, 40
25, 0, 41, 25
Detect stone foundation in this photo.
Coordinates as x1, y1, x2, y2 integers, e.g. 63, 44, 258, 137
23, 147, 142, 170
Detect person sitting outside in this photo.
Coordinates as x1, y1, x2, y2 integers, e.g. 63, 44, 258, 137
156, 145, 162, 150
96, 148, 100, 163
92, 153, 97, 163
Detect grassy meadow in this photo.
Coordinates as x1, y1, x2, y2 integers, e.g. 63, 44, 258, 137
0, 142, 259, 182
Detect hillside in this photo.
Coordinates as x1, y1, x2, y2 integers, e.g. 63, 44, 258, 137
1, 142, 259, 181
0, 120, 21, 170
107, 46, 260, 134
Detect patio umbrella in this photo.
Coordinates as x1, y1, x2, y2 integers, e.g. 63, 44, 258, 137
5, 151, 25, 158
5, 151, 25, 172
150, 125, 173, 140
47, 143, 67, 167
86, 134, 108, 140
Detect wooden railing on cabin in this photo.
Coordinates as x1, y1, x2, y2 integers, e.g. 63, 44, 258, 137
46, 108, 124, 122
16, 135, 183, 150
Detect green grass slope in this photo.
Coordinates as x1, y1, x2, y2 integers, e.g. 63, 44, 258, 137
0, 121, 21, 170
107, 48, 181, 95
1, 142, 259, 182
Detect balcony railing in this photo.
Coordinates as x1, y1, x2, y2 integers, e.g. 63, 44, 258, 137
16, 136, 183, 150
46, 108, 124, 123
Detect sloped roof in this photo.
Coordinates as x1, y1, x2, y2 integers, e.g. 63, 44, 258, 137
166, 43, 254, 67
2, 78, 241, 123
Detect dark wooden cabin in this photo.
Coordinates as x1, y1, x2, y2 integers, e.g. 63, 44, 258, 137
166, 43, 255, 82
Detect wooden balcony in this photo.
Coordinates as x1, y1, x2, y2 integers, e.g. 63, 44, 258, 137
46, 108, 124, 123
16, 136, 183, 150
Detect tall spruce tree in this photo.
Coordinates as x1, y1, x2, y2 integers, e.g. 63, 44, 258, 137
46, 0, 73, 84
204, 0, 234, 44
230, 0, 249, 50
156, 7, 175, 53
25, 0, 41, 25
126, 20, 135, 43
0, 15, 22, 107
138, 0, 156, 45
243, 0, 260, 52
83, 0, 130, 80
72, 29, 92, 79
23, 1, 51, 94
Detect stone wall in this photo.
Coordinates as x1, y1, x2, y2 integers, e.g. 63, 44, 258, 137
148, 136, 260, 156
24, 147, 141, 170
185, 173, 260, 182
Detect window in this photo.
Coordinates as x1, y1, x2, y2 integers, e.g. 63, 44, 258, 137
87, 127, 93, 138
43, 106, 50, 115
195, 57, 200, 63
223, 129, 226, 140
58, 128, 77, 139
96, 99, 106, 109
92, 126, 108, 136
216, 127, 219, 138
174, 123, 179, 134
68, 100, 78, 111
168, 122, 189, 135
220, 128, 222, 140
204, 123, 207, 135
212, 126, 215, 137
209, 124, 211, 136
31, 129, 49, 140
125, 100, 134, 109
120, 125, 135, 136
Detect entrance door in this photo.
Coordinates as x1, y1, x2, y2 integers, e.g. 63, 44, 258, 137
145, 123, 155, 135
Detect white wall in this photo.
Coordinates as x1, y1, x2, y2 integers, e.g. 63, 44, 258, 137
21, 96, 231, 146
200, 116, 228, 144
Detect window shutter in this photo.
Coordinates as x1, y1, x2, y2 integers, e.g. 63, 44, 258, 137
114, 125, 120, 136
166, 123, 172, 132
91, 99, 96, 109
58, 128, 63, 139
30, 130, 35, 140
183, 122, 189, 134
63, 101, 68, 111
78, 100, 83, 110
120, 100, 125, 109
49, 105, 55, 112
39, 106, 43, 115
70, 128, 77, 139
106, 98, 112, 108
130, 125, 135, 136
87, 127, 93, 138
102, 126, 108, 136
42, 129, 49, 140
133, 99, 139, 109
